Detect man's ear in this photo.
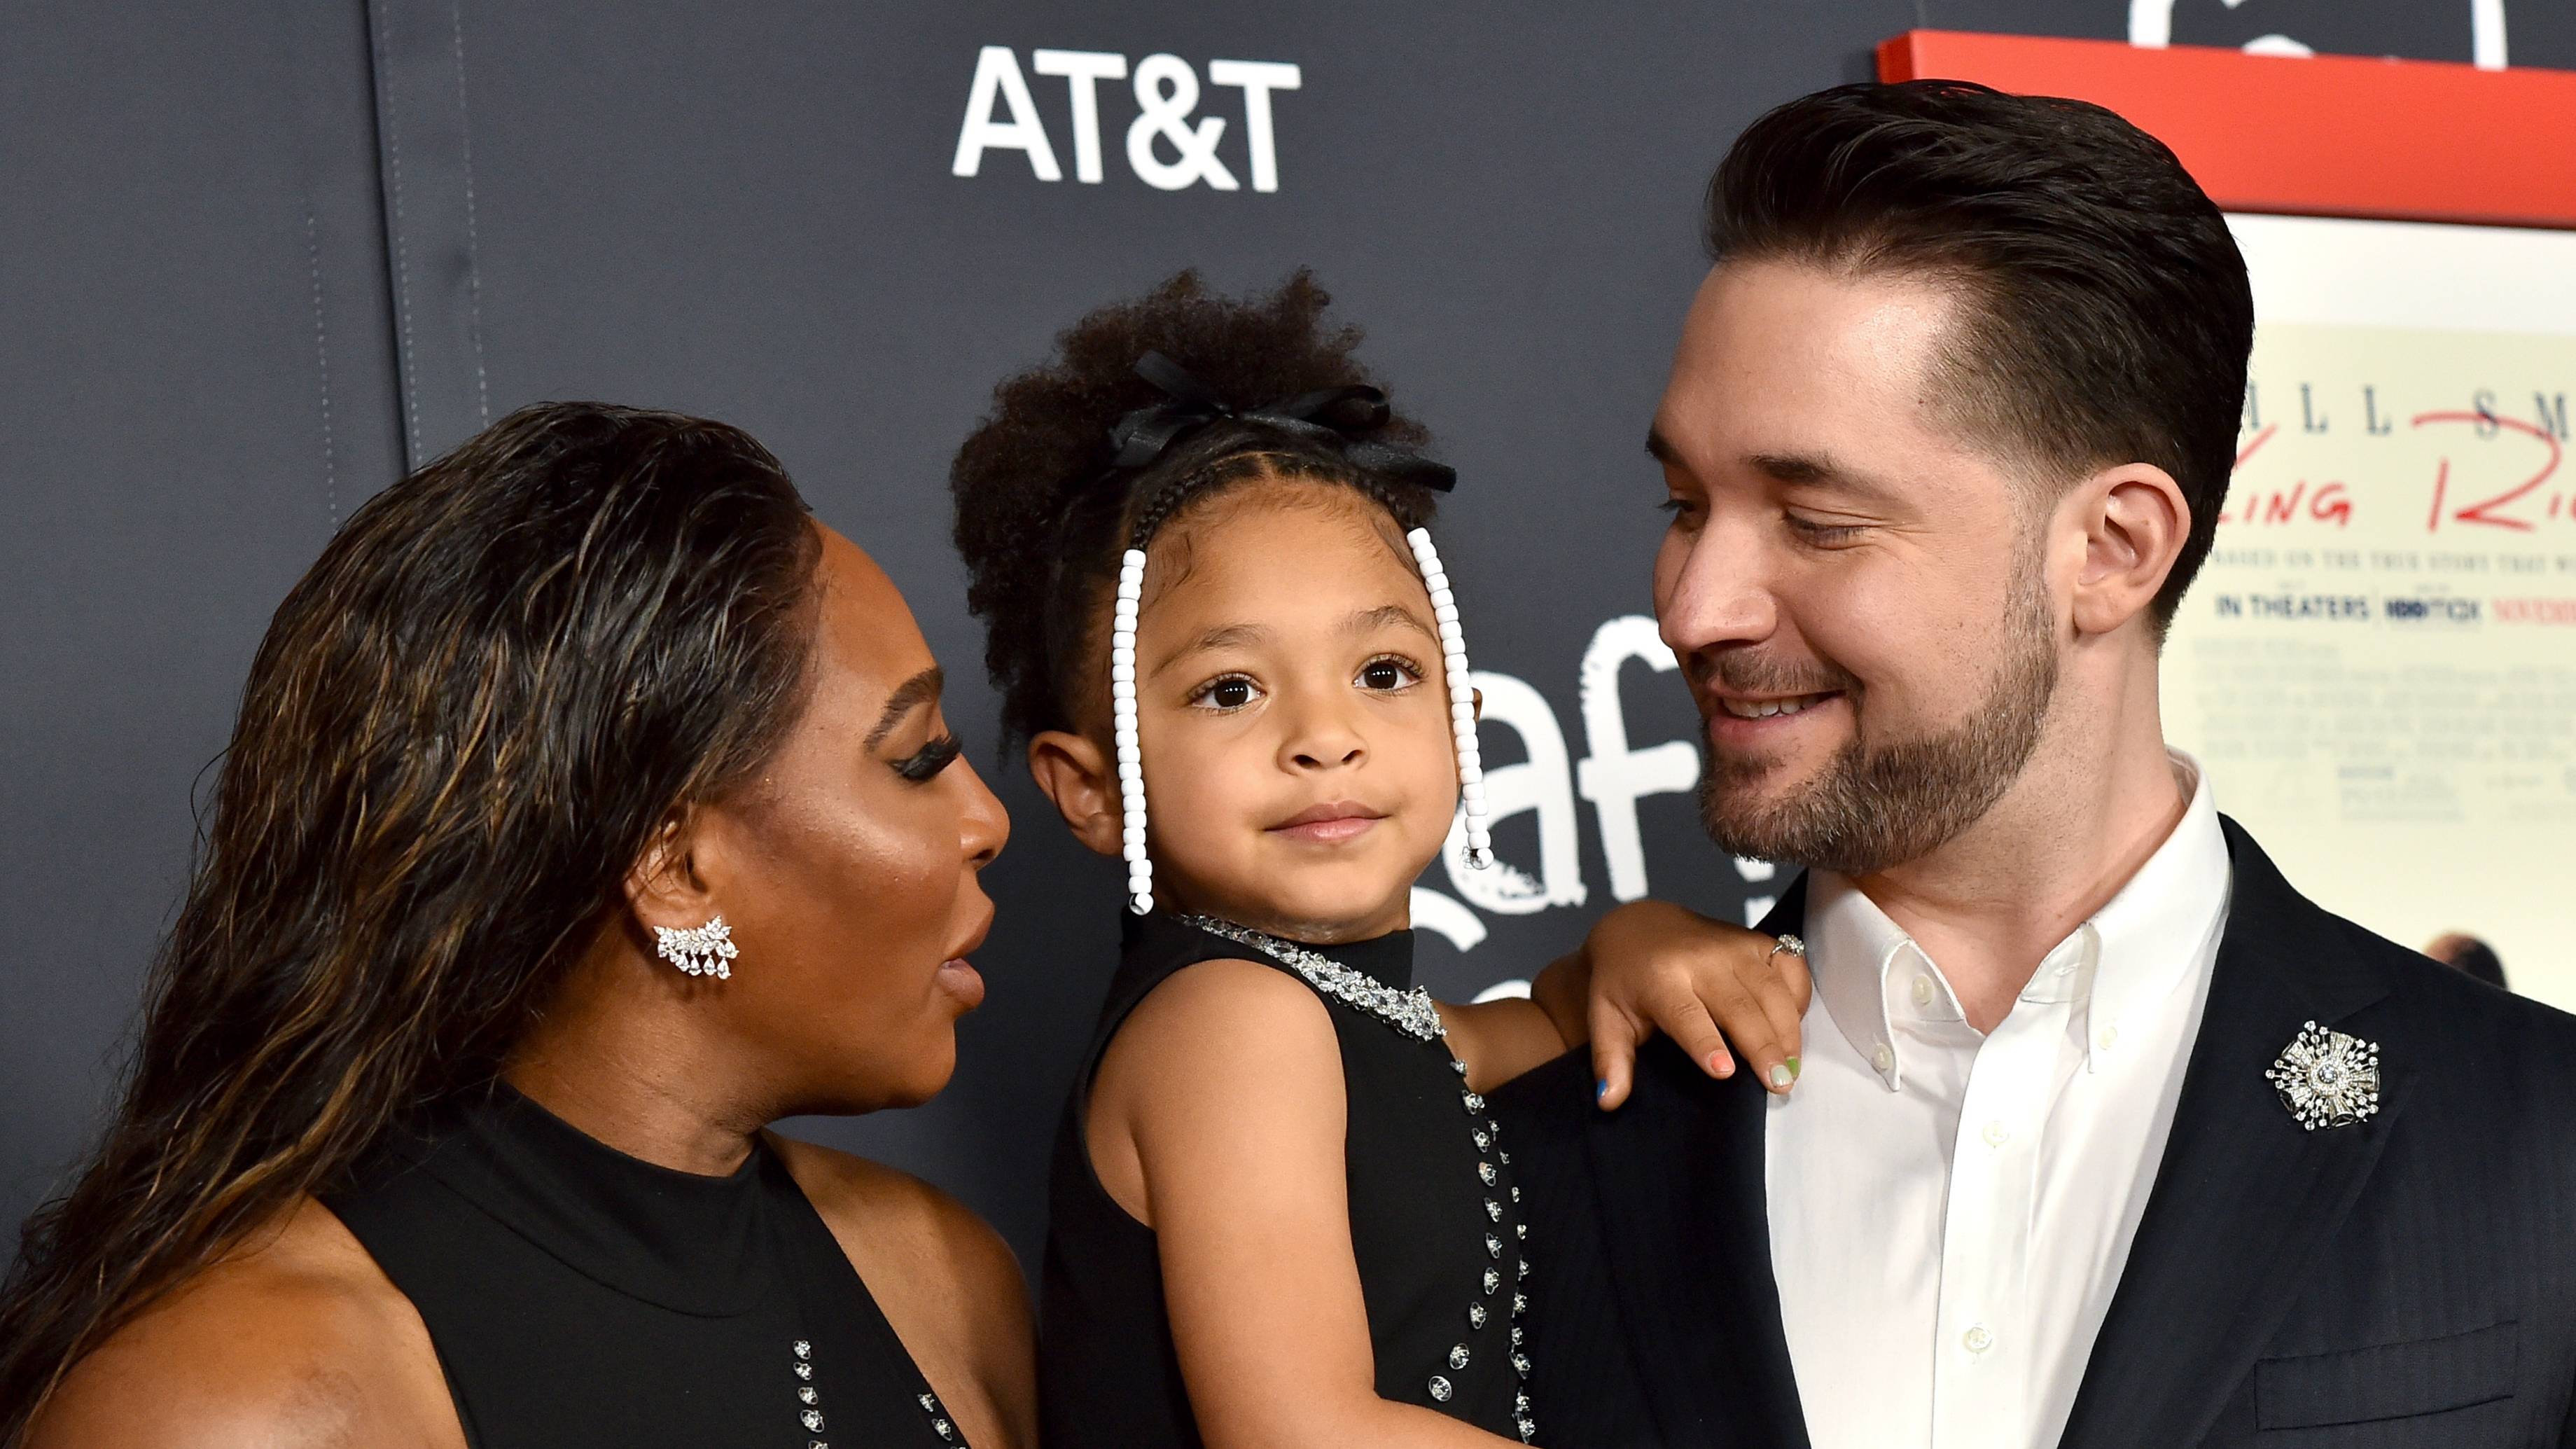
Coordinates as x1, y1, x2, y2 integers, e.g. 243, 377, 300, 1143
2066, 462, 2189, 639
623, 811, 722, 933
1029, 730, 1123, 859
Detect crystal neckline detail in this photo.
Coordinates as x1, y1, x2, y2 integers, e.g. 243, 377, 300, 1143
1174, 914, 1446, 1041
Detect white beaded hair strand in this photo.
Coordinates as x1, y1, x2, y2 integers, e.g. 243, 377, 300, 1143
1113, 548, 1154, 914
1407, 528, 1493, 868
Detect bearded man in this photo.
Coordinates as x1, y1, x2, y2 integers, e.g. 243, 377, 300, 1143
1497, 81, 2576, 1449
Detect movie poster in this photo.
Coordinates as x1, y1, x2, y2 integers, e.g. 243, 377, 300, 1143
2164, 217, 2576, 1006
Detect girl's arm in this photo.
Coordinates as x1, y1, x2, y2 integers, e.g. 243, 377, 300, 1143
1440, 901, 1810, 1104
1088, 957, 1538, 1449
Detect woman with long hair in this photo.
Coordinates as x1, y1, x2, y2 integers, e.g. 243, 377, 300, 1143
2, 402, 1031, 1447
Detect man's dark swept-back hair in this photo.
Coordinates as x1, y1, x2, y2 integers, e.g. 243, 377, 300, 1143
1706, 80, 2253, 632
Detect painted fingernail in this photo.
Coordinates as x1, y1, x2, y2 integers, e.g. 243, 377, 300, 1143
1706, 1051, 1732, 1077
1785, 1055, 1802, 1081
1767, 1063, 1794, 1089
1596, 1078, 1609, 1102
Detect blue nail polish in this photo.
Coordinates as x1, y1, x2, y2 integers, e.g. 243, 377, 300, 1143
1595, 1079, 1609, 1101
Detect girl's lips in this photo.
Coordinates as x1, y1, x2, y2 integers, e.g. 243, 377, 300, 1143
1269, 815, 1382, 845
937, 958, 986, 1010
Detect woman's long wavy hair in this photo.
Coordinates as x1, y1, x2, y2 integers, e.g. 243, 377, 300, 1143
0, 402, 822, 1438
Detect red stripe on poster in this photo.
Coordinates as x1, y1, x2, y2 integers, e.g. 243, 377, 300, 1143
1878, 30, 2576, 230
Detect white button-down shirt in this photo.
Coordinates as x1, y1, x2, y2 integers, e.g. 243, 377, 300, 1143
1766, 753, 2232, 1449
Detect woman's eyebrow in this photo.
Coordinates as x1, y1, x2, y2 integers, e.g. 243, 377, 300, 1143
863, 665, 943, 749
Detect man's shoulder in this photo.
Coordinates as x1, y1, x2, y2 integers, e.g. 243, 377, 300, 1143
2295, 899, 2576, 1128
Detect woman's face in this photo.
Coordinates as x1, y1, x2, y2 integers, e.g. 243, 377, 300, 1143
690, 525, 1008, 1114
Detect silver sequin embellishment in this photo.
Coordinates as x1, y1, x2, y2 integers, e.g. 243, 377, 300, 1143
1470, 1303, 1489, 1329
1428, 1374, 1454, 1402
1449, 1344, 1472, 1369
1176, 915, 1445, 1039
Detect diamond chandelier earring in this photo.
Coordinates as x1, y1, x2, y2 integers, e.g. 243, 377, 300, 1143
655, 915, 739, 979
1108, 526, 1492, 920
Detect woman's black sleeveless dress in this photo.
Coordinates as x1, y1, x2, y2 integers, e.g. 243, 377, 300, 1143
1039, 911, 1537, 1446
326, 1083, 969, 1449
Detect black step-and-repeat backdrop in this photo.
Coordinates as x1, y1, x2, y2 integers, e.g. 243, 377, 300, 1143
10, 1, 2571, 1265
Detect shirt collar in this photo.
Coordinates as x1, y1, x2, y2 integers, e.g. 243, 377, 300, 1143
1803, 751, 2232, 1092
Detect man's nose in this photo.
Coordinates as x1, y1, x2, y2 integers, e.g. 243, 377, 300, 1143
1657, 520, 1781, 657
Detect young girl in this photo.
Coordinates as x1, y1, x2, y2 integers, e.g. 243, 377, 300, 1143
952, 272, 1801, 1448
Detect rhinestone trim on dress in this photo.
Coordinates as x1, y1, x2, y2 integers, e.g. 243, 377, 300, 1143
1174, 915, 1446, 1040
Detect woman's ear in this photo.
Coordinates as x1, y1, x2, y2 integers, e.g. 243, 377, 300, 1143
623, 812, 722, 931
2067, 462, 2189, 639
1029, 730, 1123, 859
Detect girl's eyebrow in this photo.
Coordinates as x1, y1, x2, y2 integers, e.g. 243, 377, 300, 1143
1344, 603, 1435, 640
1147, 605, 1433, 679
1150, 622, 1270, 677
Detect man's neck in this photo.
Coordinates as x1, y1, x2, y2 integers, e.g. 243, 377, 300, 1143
1849, 716, 2191, 1034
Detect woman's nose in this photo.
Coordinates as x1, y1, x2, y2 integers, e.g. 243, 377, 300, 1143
954, 755, 1009, 866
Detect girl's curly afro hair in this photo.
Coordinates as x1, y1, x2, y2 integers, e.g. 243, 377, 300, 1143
950, 269, 1440, 748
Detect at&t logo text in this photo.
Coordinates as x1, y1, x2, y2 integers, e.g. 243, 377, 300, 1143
951, 47, 1302, 193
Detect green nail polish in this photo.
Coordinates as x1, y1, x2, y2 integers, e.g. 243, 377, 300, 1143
1786, 1055, 1802, 1081
1767, 1062, 1793, 1088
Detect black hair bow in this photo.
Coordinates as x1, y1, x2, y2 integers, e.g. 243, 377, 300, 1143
1103, 350, 1456, 492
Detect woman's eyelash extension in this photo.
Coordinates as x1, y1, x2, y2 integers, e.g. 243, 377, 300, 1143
893, 732, 963, 782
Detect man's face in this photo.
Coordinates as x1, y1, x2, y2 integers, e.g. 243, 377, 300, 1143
1650, 258, 2062, 875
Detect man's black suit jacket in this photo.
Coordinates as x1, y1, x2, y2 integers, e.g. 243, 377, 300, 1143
1494, 819, 2576, 1446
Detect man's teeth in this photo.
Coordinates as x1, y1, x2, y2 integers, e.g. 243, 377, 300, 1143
1722, 695, 1823, 719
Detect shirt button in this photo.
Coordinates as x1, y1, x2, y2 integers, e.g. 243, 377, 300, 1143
1980, 1120, 2010, 1148
1912, 975, 1934, 1007
1872, 1044, 1895, 1073
2097, 1025, 2121, 1051
1963, 1325, 1994, 1354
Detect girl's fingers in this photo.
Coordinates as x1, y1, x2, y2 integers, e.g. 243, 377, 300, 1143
1746, 949, 1808, 1087
1589, 997, 1643, 1111
1700, 974, 1793, 1094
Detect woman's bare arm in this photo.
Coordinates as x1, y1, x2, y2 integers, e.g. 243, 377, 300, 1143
26, 1198, 459, 1449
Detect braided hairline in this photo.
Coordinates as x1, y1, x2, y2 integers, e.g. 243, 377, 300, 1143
1033, 433, 1437, 739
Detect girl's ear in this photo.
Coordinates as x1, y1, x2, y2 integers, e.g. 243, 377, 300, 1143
1029, 730, 1123, 858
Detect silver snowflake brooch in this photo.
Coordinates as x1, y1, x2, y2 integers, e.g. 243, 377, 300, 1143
2267, 1020, 2381, 1131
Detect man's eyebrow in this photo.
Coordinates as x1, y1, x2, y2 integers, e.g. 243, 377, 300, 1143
1645, 424, 1685, 468
1344, 603, 1435, 639
1150, 622, 1272, 678
1748, 450, 1906, 506
863, 666, 942, 749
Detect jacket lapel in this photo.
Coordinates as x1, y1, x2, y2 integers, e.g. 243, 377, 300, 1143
2057, 818, 2412, 1449
1585, 882, 1811, 1448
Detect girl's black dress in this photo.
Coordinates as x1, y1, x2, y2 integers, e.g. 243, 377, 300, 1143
326, 1083, 969, 1449
1039, 911, 1538, 1446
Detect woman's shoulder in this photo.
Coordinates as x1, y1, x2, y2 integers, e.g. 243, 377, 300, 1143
767, 1136, 1024, 1303
28, 1196, 459, 1449
767, 1137, 1036, 1449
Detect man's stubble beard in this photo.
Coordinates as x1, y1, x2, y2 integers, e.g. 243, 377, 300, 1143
1696, 552, 2061, 876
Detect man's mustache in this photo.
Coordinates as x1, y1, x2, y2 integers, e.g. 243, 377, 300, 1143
1683, 649, 1864, 700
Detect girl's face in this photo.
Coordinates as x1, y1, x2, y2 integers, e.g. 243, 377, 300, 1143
1122, 479, 1461, 941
